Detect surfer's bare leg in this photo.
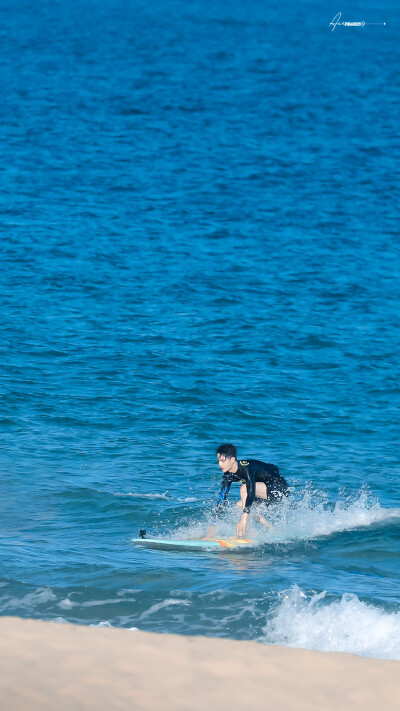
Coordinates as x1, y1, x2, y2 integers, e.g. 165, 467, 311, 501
204, 524, 216, 540
255, 482, 268, 500
256, 513, 274, 530
238, 482, 268, 504
238, 483, 273, 529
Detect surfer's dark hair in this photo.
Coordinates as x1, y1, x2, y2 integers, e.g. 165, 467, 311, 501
216, 443, 237, 460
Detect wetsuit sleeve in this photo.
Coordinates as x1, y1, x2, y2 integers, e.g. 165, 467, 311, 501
242, 465, 256, 514
214, 475, 232, 519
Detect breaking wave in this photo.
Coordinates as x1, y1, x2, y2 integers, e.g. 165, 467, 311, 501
260, 585, 400, 660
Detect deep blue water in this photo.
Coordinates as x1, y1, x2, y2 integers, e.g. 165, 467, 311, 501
0, 0, 399, 659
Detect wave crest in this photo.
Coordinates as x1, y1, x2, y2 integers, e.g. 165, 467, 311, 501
260, 585, 400, 660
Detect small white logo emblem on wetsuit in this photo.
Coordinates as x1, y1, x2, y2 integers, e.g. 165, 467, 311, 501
239, 460, 249, 466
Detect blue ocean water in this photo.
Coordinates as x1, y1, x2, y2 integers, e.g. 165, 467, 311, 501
0, 0, 399, 660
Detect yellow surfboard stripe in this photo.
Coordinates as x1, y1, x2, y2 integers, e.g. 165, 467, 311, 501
214, 539, 253, 548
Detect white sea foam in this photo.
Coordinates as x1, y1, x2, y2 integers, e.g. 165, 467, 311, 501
260, 585, 400, 660
115, 491, 171, 500
87, 621, 139, 631
58, 596, 136, 610
175, 487, 400, 544
259, 488, 400, 544
0, 587, 56, 611
58, 598, 75, 609
139, 599, 191, 620
116, 491, 198, 502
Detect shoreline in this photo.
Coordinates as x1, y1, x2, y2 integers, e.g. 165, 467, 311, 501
0, 616, 399, 710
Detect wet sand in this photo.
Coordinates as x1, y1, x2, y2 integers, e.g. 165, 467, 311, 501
0, 617, 399, 710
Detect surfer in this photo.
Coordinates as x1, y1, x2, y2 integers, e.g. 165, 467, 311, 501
205, 444, 289, 539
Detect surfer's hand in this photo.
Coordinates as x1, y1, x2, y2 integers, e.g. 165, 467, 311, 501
236, 513, 248, 538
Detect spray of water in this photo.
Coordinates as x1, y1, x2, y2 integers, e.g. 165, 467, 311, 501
171, 485, 400, 543
259, 584, 400, 660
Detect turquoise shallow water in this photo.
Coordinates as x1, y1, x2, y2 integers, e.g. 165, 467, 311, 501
0, 0, 399, 659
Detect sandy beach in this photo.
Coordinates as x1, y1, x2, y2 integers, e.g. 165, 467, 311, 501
0, 617, 398, 711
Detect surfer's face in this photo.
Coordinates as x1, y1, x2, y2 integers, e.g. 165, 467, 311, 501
217, 454, 236, 473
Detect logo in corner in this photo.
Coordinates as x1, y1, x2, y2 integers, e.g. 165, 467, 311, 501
329, 11, 386, 31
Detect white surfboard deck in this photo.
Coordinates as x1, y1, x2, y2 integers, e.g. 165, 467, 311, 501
132, 537, 257, 552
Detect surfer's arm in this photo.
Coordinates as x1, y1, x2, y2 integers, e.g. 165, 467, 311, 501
236, 467, 255, 537
243, 467, 256, 513
236, 512, 248, 537
204, 476, 231, 539
216, 476, 232, 514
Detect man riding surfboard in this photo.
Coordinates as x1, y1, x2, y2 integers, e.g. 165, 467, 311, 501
205, 444, 289, 539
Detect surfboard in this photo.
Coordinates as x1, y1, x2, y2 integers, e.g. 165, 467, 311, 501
132, 537, 256, 552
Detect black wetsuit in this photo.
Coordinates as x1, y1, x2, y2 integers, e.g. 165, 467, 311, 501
215, 459, 289, 519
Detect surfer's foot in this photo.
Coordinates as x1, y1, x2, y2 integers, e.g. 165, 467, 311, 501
258, 514, 274, 530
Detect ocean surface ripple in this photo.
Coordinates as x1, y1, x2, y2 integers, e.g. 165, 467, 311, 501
0, 0, 399, 660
